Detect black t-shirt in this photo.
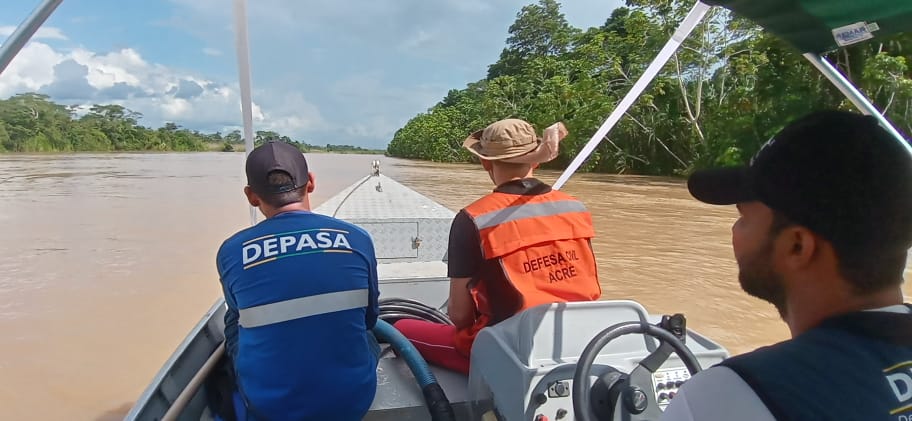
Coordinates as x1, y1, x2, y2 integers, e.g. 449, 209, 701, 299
447, 178, 552, 278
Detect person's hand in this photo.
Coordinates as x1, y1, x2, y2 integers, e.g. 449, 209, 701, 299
554, 122, 568, 141
503, 121, 566, 164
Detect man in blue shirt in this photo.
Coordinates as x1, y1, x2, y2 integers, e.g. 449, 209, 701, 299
216, 141, 380, 420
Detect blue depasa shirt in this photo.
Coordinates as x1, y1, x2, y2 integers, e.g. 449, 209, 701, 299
216, 210, 380, 421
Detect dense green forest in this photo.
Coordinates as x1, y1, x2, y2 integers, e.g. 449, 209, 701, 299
0, 93, 382, 154
386, 0, 912, 176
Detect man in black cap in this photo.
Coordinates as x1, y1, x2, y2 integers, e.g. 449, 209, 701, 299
215, 141, 380, 421
659, 110, 912, 421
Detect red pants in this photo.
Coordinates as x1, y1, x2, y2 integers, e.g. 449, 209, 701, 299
393, 319, 470, 375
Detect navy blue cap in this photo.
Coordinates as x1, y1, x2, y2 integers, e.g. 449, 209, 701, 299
688, 110, 912, 253
245, 141, 309, 195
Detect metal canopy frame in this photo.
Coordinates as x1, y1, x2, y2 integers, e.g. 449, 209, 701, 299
554, 1, 712, 188
232, 0, 258, 225
0, 0, 908, 191
551, 1, 912, 189
0, 0, 63, 76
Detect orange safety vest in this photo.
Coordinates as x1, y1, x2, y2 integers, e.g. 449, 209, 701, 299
453, 189, 601, 356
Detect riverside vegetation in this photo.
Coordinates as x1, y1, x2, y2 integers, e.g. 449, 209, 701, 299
0, 95, 382, 154
386, 0, 912, 176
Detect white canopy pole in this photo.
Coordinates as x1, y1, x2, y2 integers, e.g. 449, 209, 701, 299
233, 0, 258, 225
0, 0, 64, 76
553, 1, 712, 190
803, 53, 912, 153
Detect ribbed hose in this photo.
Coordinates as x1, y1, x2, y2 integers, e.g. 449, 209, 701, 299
372, 319, 456, 421
379, 305, 450, 325
378, 313, 434, 324
378, 298, 453, 325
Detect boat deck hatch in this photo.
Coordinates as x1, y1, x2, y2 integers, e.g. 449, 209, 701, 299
359, 221, 419, 259
314, 173, 456, 263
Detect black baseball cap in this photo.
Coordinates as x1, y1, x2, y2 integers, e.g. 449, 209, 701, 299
245, 141, 309, 195
687, 110, 912, 253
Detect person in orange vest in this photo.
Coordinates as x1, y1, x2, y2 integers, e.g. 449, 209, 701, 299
394, 118, 602, 374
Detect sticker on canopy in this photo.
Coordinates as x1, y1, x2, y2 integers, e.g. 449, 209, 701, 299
832, 21, 880, 47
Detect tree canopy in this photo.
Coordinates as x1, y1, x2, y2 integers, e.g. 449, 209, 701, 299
0, 94, 381, 154
386, 0, 912, 176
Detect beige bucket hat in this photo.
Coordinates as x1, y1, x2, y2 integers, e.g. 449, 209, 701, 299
463, 118, 565, 164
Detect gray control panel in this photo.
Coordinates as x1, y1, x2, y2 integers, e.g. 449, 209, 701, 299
652, 367, 691, 410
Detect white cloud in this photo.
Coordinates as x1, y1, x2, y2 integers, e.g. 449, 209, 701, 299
398, 29, 437, 52
328, 71, 447, 139
0, 40, 324, 138
258, 92, 327, 135
202, 47, 222, 56
0, 25, 68, 41
0, 42, 61, 92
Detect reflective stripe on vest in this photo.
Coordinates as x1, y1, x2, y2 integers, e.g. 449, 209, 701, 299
238, 288, 368, 328
466, 190, 595, 259
472, 200, 588, 230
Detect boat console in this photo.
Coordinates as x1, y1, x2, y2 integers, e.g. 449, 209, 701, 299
466, 301, 729, 421
366, 298, 729, 421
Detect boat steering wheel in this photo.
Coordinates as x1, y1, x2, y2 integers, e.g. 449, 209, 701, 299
572, 321, 702, 421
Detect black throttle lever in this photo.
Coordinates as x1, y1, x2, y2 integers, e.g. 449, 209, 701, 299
638, 314, 687, 372
660, 313, 687, 342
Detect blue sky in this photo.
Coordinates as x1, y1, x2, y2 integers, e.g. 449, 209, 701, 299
1, 0, 623, 149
